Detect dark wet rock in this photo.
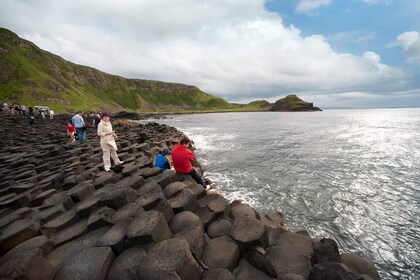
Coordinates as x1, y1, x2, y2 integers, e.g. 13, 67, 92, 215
340, 253, 381, 280
87, 206, 115, 230
207, 218, 233, 239
295, 229, 311, 237
195, 206, 217, 228
231, 216, 265, 252
0, 218, 40, 254
164, 181, 188, 198
135, 238, 202, 280
62, 174, 85, 190
66, 181, 95, 203
202, 235, 241, 270
42, 191, 74, 210
233, 258, 273, 280
30, 203, 66, 224
52, 218, 88, 247
169, 188, 198, 214
174, 225, 206, 260
105, 247, 148, 280
169, 211, 203, 234
126, 210, 172, 246
111, 202, 143, 223
54, 246, 115, 280
0, 235, 54, 280
42, 208, 79, 233
265, 232, 313, 279
202, 268, 236, 280
0, 192, 31, 209
312, 238, 341, 264
93, 173, 118, 189
153, 171, 180, 188
260, 227, 286, 249
0, 207, 34, 229
122, 164, 139, 176
115, 175, 145, 190
101, 186, 137, 209
136, 186, 165, 210
75, 193, 105, 218
309, 262, 358, 280
137, 167, 162, 179
31, 189, 57, 206
188, 183, 206, 199
97, 219, 133, 254
245, 246, 269, 274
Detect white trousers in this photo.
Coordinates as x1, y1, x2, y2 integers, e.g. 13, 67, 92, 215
103, 149, 120, 169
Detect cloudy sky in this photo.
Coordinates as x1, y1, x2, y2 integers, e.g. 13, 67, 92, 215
1, 0, 419, 108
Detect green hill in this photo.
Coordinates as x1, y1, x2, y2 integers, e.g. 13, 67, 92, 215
0, 28, 234, 112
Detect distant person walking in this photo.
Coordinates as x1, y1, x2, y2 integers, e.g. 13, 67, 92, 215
66, 121, 76, 142
92, 113, 101, 128
49, 109, 54, 119
28, 106, 34, 116
28, 116, 35, 129
72, 111, 86, 143
155, 148, 171, 172
172, 136, 209, 189
97, 112, 124, 172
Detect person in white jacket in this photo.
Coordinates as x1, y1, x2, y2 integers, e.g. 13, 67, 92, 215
97, 112, 124, 171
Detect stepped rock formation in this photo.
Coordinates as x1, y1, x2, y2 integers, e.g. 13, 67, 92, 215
0, 112, 378, 279
271, 95, 322, 112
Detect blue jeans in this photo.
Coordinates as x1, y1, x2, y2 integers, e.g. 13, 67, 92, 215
76, 127, 86, 143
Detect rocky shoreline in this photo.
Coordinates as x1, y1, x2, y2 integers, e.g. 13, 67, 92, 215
0, 113, 380, 280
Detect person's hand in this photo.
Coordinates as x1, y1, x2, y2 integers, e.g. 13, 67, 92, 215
113, 132, 118, 139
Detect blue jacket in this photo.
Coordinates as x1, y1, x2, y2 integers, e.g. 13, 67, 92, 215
155, 154, 170, 171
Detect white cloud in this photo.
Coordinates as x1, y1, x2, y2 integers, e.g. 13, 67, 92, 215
328, 31, 376, 43
0, 0, 416, 107
396, 31, 420, 65
296, 0, 332, 14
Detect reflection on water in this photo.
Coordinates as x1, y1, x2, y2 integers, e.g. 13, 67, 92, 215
149, 109, 420, 279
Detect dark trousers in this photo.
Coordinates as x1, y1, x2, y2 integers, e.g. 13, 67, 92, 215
189, 168, 206, 188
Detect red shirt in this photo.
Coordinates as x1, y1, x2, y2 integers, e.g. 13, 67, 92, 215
171, 144, 195, 174
67, 124, 75, 133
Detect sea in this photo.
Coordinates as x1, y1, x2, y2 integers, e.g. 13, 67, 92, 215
145, 109, 420, 280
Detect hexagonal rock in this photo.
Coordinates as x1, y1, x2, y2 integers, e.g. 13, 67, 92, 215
10, 183, 34, 193
265, 212, 284, 226
311, 238, 341, 264
169, 211, 203, 234
75, 193, 106, 218
233, 258, 273, 280
151, 199, 174, 223
164, 181, 188, 198
115, 175, 145, 190
169, 188, 198, 214
265, 232, 313, 279
309, 262, 358, 280
202, 236, 241, 270
245, 246, 269, 274
207, 219, 232, 239
0, 218, 41, 254
61, 175, 85, 190
66, 181, 95, 203
93, 173, 118, 189
340, 253, 381, 280
42, 191, 74, 210
137, 167, 163, 179
188, 183, 206, 199
0, 235, 54, 280
174, 225, 206, 260
111, 202, 143, 224
105, 247, 148, 280
42, 208, 79, 233
195, 206, 217, 228
87, 206, 115, 230
202, 269, 236, 280
52, 219, 88, 247
122, 164, 139, 177
0, 207, 34, 229
231, 216, 265, 251
126, 210, 172, 246
31, 203, 67, 224
136, 238, 202, 280
31, 189, 57, 206
101, 186, 137, 209
97, 219, 133, 254
54, 246, 115, 280
230, 204, 257, 220
0, 193, 31, 209
153, 171, 179, 188
207, 195, 230, 216
136, 187, 165, 210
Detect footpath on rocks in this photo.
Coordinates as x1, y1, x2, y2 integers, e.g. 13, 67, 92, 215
0, 113, 381, 280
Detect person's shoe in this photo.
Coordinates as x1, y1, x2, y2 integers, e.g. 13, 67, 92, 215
205, 185, 212, 191
104, 167, 111, 172
115, 161, 124, 165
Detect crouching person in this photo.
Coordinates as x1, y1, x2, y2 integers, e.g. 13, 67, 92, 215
172, 136, 209, 190
97, 112, 124, 172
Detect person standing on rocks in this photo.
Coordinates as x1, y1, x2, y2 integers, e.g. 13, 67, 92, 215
66, 121, 76, 142
49, 109, 54, 119
155, 147, 171, 172
72, 111, 86, 143
172, 136, 209, 190
97, 112, 124, 172
28, 116, 35, 129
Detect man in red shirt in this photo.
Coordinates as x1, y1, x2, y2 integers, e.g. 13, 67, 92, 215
172, 136, 208, 189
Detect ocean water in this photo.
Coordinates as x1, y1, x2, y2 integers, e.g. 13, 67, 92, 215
149, 109, 420, 279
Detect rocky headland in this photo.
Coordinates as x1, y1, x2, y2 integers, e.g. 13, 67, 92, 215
0, 113, 379, 280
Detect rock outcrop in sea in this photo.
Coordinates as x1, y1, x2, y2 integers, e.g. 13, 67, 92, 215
0, 113, 379, 280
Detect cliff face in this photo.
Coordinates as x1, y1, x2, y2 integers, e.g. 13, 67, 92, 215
0, 28, 232, 112
270, 95, 322, 111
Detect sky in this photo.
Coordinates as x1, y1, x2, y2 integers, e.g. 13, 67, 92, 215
0, 0, 419, 108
